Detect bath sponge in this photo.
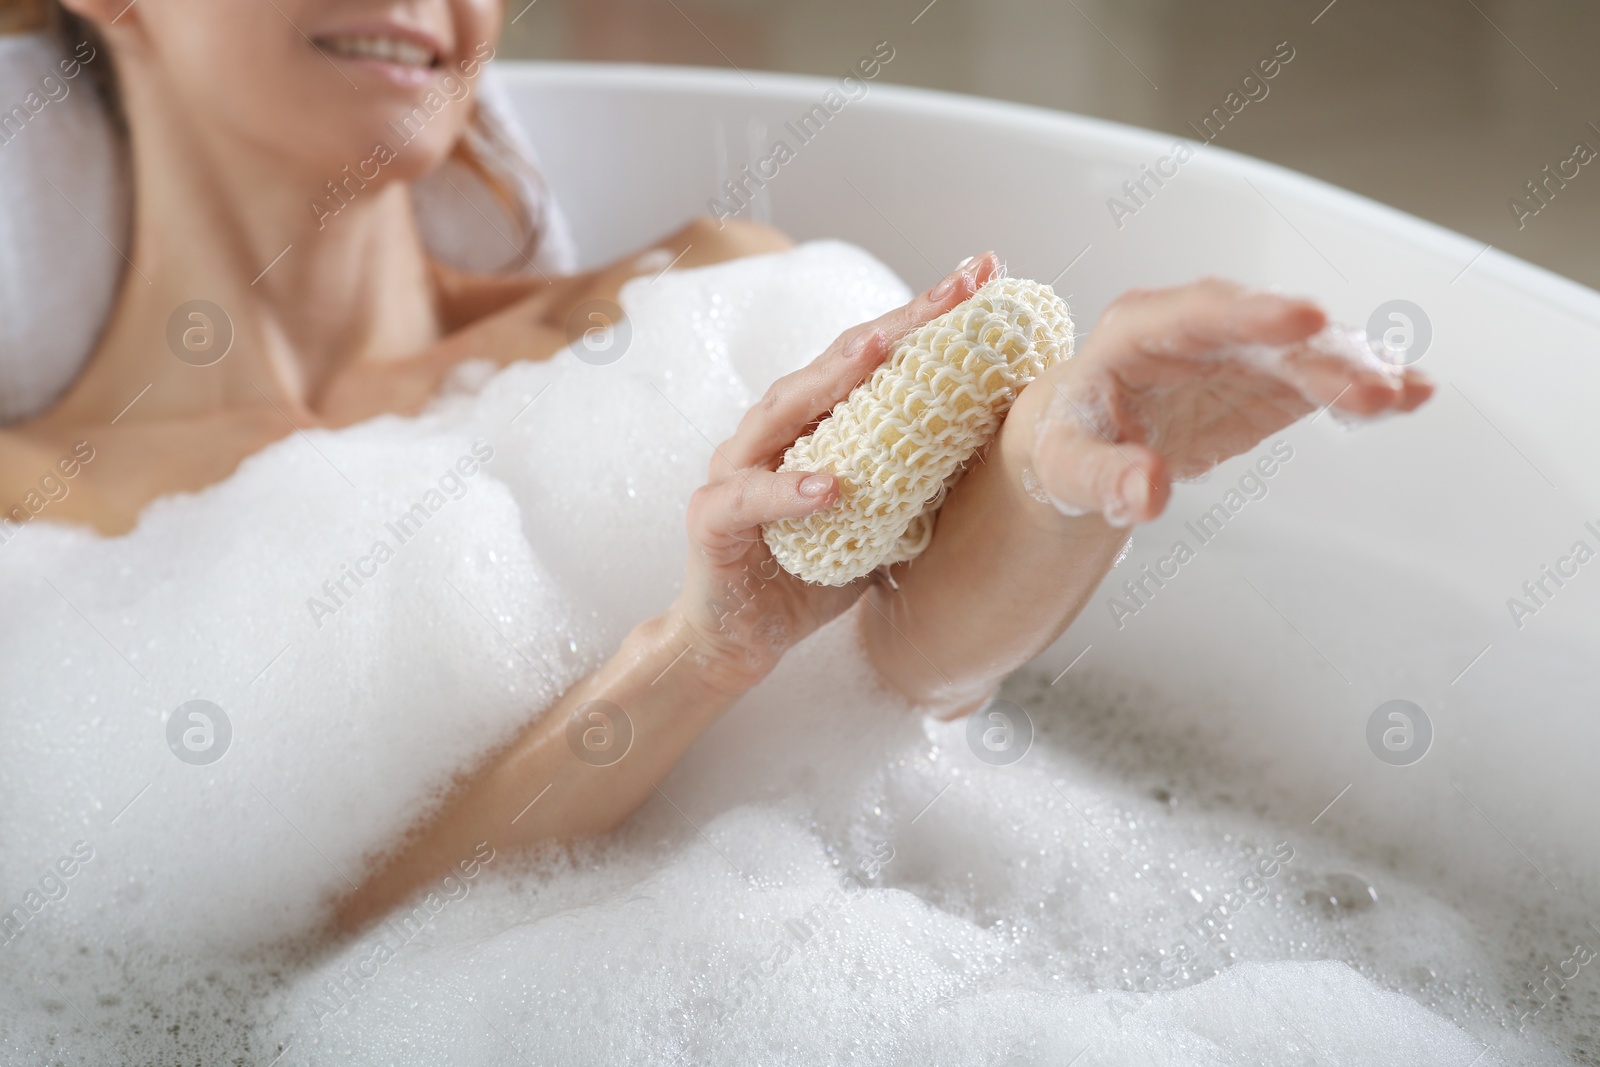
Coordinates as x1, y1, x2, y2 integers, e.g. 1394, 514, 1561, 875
763, 276, 1074, 586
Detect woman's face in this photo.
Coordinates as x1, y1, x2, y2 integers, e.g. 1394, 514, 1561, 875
79, 0, 502, 181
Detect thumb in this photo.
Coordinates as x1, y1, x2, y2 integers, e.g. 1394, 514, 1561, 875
1030, 425, 1170, 526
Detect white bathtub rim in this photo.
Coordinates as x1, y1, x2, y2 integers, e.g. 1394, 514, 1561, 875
501, 60, 1600, 332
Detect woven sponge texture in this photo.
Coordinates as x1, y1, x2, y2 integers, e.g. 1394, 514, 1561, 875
763, 277, 1074, 586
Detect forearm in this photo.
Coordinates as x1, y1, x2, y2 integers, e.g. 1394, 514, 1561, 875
334, 611, 739, 931
861, 443, 1128, 714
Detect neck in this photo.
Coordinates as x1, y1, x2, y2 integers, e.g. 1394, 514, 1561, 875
56, 73, 443, 427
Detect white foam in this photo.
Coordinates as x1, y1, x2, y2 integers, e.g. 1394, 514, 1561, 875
0, 241, 1581, 1065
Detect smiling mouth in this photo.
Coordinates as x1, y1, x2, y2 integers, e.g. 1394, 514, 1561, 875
314, 35, 441, 70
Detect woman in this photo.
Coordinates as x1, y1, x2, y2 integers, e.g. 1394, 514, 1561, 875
0, 0, 1430, 933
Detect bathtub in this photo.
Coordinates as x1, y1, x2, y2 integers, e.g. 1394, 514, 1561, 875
4, 59, 1596, 1063
506, 62, 1600, 910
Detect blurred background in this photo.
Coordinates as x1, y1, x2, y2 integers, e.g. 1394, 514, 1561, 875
501, 0, 1600, 289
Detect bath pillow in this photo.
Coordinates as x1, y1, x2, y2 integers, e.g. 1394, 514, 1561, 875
0, 31, 577, 425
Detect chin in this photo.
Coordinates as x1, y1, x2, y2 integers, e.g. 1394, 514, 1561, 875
331, 78, 482, 171
378, 131, 459, 184
292, 110, 460, 226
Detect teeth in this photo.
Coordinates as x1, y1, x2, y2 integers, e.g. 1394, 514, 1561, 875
320, 35, 436, 68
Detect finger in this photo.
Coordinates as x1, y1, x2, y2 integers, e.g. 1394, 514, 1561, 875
1032, 426, 1170, 527
686, 469, 838, 565
715, 327, 890, 477
1278, 335, 1434, 417
1095, 279, 1326, 366
1095, 280, 1434, 421
858, 251, 1002, 346
1282, 351, 1397, 415
1395, 371, 1435, 411
848, 252, 1002, 355
717, 253, 1002, 473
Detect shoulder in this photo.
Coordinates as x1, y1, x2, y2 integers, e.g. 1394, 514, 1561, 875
434, 217, 793, 325
378, 216, 799, 409
431, 260, 547, 330
672, 216, 794, 266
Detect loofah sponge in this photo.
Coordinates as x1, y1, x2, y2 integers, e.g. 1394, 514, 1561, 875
763, 276, 1074, 586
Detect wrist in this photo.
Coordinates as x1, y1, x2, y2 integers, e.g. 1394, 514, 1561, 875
998, 423, 1127, 542
641, 605, 774, 703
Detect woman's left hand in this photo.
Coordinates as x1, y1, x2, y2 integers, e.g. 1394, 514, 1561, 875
1014, 277, 1432, 523
858, 274, 1433, 715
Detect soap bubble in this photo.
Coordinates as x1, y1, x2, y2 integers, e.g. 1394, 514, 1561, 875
166, 300, 234, 367
1364, 300, 1431, 366
1303, 872, 1380, 915
166, 699, 232, 766
966, 698, 1032, 766
566, 299, 631, 366
1366, 699, 1432, 766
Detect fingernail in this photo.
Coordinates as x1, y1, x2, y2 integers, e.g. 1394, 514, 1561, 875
928, 271, 966, 301
799, 473, 833, 498
954, 255, 975, 270
1118, 467, 1149, 513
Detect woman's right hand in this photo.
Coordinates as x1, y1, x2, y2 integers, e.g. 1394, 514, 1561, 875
667, 254, 1004, 697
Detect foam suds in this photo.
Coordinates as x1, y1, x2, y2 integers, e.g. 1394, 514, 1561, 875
0, 242, 1587, 1065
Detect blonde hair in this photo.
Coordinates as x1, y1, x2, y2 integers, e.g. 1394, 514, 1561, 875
21, 0, 547, 266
